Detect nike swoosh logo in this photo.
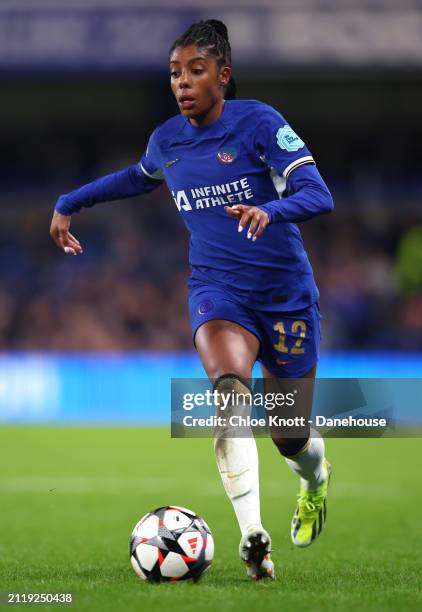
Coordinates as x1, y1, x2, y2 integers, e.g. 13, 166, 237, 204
165, 158, 179, 167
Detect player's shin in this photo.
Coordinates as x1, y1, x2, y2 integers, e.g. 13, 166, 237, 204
278, 432, 325, 491
212, 374, 261, 535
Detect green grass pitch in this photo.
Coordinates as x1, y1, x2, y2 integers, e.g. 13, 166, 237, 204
0, 426, 421, 611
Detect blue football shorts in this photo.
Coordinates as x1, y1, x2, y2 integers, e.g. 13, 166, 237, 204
189, 283, 322, 378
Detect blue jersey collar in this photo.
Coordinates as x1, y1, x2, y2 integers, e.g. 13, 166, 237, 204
181, 100, 231, 139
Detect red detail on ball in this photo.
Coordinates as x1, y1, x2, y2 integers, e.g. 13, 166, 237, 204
158, 549, 164, 566
187, 536, 198, 554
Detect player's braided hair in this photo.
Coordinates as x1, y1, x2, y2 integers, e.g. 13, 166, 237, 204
169, 19, 237, 100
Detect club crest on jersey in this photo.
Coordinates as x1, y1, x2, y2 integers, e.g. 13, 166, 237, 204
217, 147, 237, 163
276, 126, 305, 152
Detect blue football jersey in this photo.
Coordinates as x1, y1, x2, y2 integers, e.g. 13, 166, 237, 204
140, 100, 326, 311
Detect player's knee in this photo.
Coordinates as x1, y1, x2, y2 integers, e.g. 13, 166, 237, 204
272, 436, 310, 458
212, 373, 252, 400
212, 372, 252, 424
207, 363, 252, 381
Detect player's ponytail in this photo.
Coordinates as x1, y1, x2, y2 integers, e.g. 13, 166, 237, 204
205, 19, 229, 42
169, 19, 237, 100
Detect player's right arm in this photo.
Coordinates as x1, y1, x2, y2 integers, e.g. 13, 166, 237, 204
50, 130, 163, 254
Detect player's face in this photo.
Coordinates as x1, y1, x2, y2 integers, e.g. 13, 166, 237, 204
169, 45, 230, 127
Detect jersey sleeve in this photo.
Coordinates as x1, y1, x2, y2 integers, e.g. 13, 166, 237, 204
139, 129, 164, 181
259, 162, 333, 224
254, 104, 315, 179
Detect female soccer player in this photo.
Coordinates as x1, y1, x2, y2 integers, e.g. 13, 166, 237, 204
50, 19, 333, 581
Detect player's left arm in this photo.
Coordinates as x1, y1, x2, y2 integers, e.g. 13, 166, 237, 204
225, 164, 333, 239
256, 105, 334, 225
259, 162, 334, 224
225, 104, 333, 239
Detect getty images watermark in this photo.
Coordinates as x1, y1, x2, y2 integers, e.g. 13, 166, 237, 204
171, 378, 422, 438
180, 387, 387, 428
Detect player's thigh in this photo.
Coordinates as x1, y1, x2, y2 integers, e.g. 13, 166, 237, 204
189, 283, 261, 380
195, 319, 260, 380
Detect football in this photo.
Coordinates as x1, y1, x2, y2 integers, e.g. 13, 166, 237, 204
130, 506, 214, 582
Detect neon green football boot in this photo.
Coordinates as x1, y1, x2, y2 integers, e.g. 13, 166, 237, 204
291, 458, 332, 547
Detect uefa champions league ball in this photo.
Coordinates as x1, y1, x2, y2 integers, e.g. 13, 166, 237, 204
130, 506, 214, 582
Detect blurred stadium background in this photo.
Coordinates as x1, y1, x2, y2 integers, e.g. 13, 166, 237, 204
1, 0, 422, 422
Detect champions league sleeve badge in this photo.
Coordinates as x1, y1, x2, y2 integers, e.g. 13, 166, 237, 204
276, 126, 305, 152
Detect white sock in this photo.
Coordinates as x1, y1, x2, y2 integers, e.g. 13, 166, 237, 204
214, 434, 262, 536
284, 435, 326, 491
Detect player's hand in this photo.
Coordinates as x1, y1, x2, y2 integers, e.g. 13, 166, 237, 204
224, 204, 270, 241
49, 210, 83, 255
